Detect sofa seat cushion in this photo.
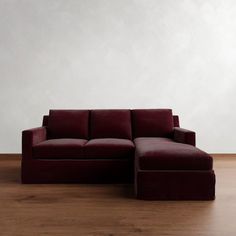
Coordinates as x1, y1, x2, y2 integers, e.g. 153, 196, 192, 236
84, 138, 135, 159
134, 138, 212, 170
33, 139, 87, 159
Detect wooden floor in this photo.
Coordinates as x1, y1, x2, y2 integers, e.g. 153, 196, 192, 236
0, 155, 236, 236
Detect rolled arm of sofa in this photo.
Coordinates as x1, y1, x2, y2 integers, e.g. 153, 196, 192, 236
22, 127, 47, 159
173, 127, 196, 146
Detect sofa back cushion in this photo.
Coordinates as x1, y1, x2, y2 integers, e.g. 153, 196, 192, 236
90, 109, 132, 139
132, 109, 173, 138
48, 110, 89, 139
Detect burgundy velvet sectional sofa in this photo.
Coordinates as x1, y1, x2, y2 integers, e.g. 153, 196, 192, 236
22, 109, 215, 200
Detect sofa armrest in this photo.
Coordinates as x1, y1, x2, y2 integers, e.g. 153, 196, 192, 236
22, 127, 47, 159
173, 127, 196, 146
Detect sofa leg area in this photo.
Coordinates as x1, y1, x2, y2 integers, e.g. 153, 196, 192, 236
135, 170, 215, 200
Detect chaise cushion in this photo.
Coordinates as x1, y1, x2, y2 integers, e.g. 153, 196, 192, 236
132, 109, 173, 138
90, 110, 132, 139
33, 139, 87, 159
135, 137, 212, 170
84, 138, 135, 159
48, 110, 89, 139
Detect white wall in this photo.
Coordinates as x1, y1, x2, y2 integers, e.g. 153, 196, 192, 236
0, 0, 236, 153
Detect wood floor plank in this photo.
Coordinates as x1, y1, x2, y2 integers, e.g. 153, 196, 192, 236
0, 155, 235, 235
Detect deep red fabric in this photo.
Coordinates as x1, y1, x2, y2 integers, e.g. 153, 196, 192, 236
22, 108, 216, 196
90, 110, 132, 139
132, 109, 174, 138
33, 138, 87, 159
22, 127, 47, 160
84, 138, 135, 159
135, 170, 215, 200
21, 159, 133, 183
134, 137, 212, 170
173, 127, 196, 146
42, 115, 49, 126
48, 110, 89, 139
43, 114, 180, 129
173, 115, 179, 127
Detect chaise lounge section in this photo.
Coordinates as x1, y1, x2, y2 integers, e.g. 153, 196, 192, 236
134, 137, 215, 200
22, 109, 215, 200
132, 109, 215, 200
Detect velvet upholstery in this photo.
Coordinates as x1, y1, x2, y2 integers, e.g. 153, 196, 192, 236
42, 115, 49, 126
173, 127, 196, 146
22, 109, 215, 201
22, 159, 133, 183
90, 110, 132, 139
135, 170, 215, 200
134, 136, 215, 200
132, 109, 173, 138
173, 115, 179, 127
33, 139, 87, 159
135, 137, 212, 170
48, 110, 89, 139
84, 138, 134, 159
43, 114, 180, 128
22, 127, 47, 160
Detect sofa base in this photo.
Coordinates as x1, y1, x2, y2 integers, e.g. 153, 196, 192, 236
135, 170, 215, 200
22, 159, 133, 184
